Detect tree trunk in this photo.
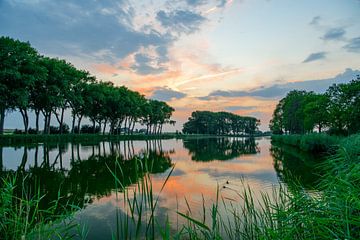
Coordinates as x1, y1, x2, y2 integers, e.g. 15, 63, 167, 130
131, 120, 136, 134
19, 108, 29, 134
124, 117, 128, 135
127, 118, 132, 135
117, 120, 123, 135
47, 113, 51, 134
43, 112, 47, 133
0, 107, 5, 135
77, 115, 83, 134
103, 120, 107, 134
71, 114, 76, 134
92, 119, 96, 134
59, 107, 65, 134
35, 110, 40, 134
110, 122, 114, 135
98, 121, 102, 134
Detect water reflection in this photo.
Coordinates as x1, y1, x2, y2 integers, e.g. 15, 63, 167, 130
183, 137, 259, 161
0, 140, 173, 220
0, 137, 311, 239
271, 143, 323, 190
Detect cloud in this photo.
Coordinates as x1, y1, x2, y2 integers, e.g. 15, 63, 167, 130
0, 0, 175, 66
151, 87, 187, 101
186, 0, 208, 6
200, 68, 360, 99
199, 168, 278, 184
156, 10, 206, 34
224, 106, 256, 111
131, 53, 167, 75
321, 28, 346, 41
216, 0, 227, 8
302, 51, 327, 63
309, 16, 321, 26
343, 37, 360, 53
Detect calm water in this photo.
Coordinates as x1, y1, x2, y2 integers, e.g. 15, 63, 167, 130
0, 137, 318, 239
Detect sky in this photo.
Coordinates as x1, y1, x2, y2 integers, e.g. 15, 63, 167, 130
1, 0, 360, 131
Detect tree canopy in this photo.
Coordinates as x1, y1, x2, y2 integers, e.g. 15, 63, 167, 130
182, 111, 260, 135
0, 36, 175, 135
269, 75, 360, 135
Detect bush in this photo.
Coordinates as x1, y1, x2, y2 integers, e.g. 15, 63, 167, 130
49, 124, 70, 134
28, 128, 38, 134
80, 124, 100, 134
272, 133, 340, 154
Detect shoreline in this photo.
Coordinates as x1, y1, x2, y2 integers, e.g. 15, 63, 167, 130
0, 133, 271, 146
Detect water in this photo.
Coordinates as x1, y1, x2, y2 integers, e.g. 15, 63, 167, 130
0, 137, 319, 238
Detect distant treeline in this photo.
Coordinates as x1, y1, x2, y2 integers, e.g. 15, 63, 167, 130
270, 75, 360, 135
0, 36, 175, 135
182, 111, 260, 135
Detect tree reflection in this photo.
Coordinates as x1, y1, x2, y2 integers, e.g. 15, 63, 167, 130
183, 137, 259, 161
0, 140, 173, 219
271, 143, 324, 190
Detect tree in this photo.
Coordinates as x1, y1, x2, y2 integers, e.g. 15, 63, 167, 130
304, 94, 330, 133
0, 36, 46, 134
183, 111, 259, 135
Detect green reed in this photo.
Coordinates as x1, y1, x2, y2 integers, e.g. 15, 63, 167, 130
0, 174, 87, 240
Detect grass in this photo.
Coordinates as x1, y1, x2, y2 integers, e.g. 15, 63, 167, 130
0, 133, 178, 146
0, 174, 87, 240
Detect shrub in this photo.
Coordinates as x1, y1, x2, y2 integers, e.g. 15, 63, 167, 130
49, 124, 70, 134
80, 124, 100, 134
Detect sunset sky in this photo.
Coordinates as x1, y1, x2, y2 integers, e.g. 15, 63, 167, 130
1, 0, 360, 131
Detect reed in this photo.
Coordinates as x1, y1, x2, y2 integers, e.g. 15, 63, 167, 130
0, 174, 87, 240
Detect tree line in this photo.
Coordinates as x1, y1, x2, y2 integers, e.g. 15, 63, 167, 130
269, 75, 360, 135
0, 36, 175, 135
182, 111, 260, 135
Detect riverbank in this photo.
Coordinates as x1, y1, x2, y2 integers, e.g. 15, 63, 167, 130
0, 132, 270, 146
271, 133, 341, 153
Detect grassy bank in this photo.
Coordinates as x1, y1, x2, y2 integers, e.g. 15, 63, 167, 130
0, 133, 178, 146
271, 133, 340, 153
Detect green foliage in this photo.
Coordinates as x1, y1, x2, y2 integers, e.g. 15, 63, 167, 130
271, 133, 339, 153
270, 75, 360, 135
0, 36, 175, 135
183, 111, 260, 135
0, 175, 86, 240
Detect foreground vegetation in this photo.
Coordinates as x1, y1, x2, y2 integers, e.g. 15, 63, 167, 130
1, 134, 359, 239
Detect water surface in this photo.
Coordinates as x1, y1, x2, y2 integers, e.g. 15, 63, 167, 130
0, 137, 318, 238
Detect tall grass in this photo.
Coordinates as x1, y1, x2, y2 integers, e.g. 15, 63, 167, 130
0, 175, 87, 240
107, 156, 176, 240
